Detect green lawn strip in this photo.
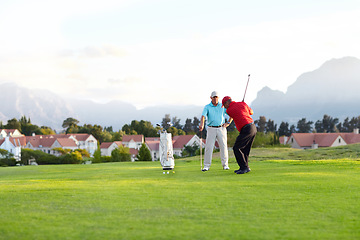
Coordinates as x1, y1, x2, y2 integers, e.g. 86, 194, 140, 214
0, 159, 359, 240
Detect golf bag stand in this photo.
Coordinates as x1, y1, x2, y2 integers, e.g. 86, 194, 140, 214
159, 131, 175, 170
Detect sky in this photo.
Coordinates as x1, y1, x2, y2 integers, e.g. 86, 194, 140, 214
1, 0, 360, 109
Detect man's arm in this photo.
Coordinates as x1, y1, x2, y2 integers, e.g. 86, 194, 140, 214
199, 115, 206, 131
222, 117, 233, 128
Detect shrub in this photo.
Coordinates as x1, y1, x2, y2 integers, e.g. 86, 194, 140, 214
111, 146, 131, 162
60, 152, 82, 164
136, 143, 152, 161
0, 158, 16, 167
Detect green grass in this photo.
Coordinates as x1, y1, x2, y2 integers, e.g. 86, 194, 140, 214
250, 143, 360, 160
0, 150, 359, 240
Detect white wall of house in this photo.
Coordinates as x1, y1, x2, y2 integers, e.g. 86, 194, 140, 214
187, 135, 201, 147
0, 137, 21, 161
70, 135, 98, 156
101, 143, 119, 157
51, 140, 78, 156
287, 136, 302, 149
330, 136, 347, 147
0, 129, 23, 139
123, 139, 142, 150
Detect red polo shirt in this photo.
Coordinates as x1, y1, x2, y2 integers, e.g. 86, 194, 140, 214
226, 101, 254, 131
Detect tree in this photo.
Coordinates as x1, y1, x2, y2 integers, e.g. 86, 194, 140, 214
93, 148, 101, 163
62, 117, 79, 130
296, 118, 313, 133
192, 117, 200, 135
162, 114, 172, 129
111, 146, 131, 162
266, 119, 277, 133
290, 124, 296, 134
122, 120, 157, 137
112, 131, 124, 141
172, 117, 182, 129
40, 126, 56, 135
315, 114, 339, 133
278, 122, 290, 136
5, 118, 21, 131
167, 127, 185, 136
183, 118, 193, 133
182, 145, 199, 157
255, 116, 267, 133
137, 143, 152, 161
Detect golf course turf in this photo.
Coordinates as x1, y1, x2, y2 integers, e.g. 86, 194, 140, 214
0, 153, 359, 239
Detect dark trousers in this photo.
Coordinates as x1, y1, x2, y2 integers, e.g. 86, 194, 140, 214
233, 123, 257, 170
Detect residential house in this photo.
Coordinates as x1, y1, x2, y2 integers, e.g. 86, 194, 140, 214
122, 135, 144, 150
25, 134, 98, 156
172, 135, 202, 157
286, 129, 360, 149
100, 141, 122, 156
0, 129, 23, 139
145, 137, 160, 161
25, 135, 78, 156
67, 134, 98, 156
0, 136, 24, 161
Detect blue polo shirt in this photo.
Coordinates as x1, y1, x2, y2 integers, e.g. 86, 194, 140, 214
202, 102, 227, 127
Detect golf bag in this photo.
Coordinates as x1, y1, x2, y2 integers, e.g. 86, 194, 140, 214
159, 131, 175, 170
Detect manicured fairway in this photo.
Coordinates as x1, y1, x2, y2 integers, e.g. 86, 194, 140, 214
0, 158, 359, 240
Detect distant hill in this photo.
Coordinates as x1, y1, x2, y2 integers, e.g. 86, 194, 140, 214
0, 82, 202, 131
251, 56, 360, 124
0, 83, 75, 129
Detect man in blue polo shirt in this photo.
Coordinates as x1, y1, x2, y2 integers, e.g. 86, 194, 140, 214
199, 91, 232, 171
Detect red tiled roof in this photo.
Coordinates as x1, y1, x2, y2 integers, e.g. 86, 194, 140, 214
129, 148, 139, 155
100, 141, 122, 149
290, 132, 360, 147
341, 133, 360, 144
10, 136, 26, 147
56, 138, 77, 147
122, 135, 143, 142
68, 134, 92, 141
27, 137, 57, 148
173, 135, 196, 149
100, 142, 113, 149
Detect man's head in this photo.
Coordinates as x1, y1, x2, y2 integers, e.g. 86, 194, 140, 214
210, 91, 219, 106
222, 96, 232, 109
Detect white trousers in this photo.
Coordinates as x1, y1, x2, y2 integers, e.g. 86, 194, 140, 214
203, 126, 228, 169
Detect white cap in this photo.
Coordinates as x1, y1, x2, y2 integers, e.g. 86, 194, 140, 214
211, 91, 218, 98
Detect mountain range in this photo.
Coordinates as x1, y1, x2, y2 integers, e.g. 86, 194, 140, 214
0, 82, 202, 131
1, 56, 359, 131
251, 56, 360, 124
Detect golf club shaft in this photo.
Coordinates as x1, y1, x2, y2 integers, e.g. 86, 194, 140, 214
200, 131, 202, 169
242, 74, 251, 102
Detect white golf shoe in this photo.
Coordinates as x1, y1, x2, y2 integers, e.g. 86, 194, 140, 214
223, 166, 230, 170
201, 167, 209, 172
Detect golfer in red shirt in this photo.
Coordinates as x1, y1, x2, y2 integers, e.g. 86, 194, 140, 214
222, 96, 257, 174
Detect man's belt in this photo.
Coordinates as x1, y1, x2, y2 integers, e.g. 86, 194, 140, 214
243, 122, 254, 128
209, 125, 222, 128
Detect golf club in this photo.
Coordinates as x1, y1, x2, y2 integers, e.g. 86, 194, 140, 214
242, 74, 251, 102
200, 131, 202, 170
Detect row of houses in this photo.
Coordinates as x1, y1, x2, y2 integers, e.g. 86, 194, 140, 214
0, 129, 98, 161
281, 128, 360, 149
0, 129, 204, 162
100, 134, 203, 161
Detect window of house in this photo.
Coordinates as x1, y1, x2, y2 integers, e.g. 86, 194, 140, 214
339, 139, 341, 143
291, 138, 294, 143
